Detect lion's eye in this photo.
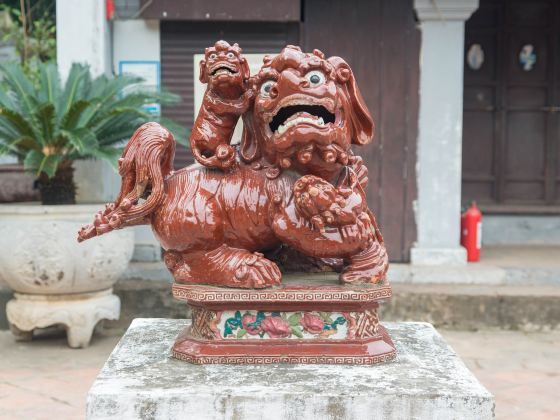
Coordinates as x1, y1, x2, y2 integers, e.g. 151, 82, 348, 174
305, 70, 326, 86
260, 80, 276, 98
227, 52, 235, 59
209, 53, 217, 60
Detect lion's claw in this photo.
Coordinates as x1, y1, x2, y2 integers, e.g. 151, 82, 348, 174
233, 252, 281, 289
294, 175, 363, 230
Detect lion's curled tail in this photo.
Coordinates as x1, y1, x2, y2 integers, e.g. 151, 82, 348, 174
78, 122, 175, 242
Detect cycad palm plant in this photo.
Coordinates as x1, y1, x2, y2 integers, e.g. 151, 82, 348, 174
0, 61, 183, 204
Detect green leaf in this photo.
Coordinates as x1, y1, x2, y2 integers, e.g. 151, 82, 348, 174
334, 316, 346, 326
95, 123, 142, 146
35, 103, 56, 144
0, 62, 38, 117
236, 329, 247, 339
24, 149, 61, 178
60, 127, 98, 154
80, 74, 142, 125
319, 312, 334, 324
37, 61, 61, 104
87, 147, 122, 170
288, 313, 302, 326
226, 318, 240, 329
58, 63, 88, 117
0, 107, 36, 138
290, 326, 304, 338
224, 325, 233, 337
93, 111, 149, 142
0, 86, 16, 109
61, 99, 91, 130
0, 136, 38, 156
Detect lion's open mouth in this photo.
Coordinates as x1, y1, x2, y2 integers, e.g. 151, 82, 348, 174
210, 63, 237, 76
269, 105, 336, 135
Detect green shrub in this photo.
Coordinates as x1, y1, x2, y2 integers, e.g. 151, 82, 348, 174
0, 61, 184, 204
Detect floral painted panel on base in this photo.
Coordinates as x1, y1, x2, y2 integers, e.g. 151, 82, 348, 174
220, 310, 347, 339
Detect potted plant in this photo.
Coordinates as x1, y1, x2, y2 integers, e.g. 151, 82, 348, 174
0, 61, 183, 347
0, 4, 55, 203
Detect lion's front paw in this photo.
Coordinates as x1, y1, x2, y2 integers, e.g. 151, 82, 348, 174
294, 175, 357, 232
234, 252, 282, 289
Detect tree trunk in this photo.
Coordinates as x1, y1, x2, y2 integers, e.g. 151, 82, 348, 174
37, 160, 76, 205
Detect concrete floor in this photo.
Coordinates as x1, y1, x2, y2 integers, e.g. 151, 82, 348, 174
480, 245, 560, 268
0, 327, 559, 419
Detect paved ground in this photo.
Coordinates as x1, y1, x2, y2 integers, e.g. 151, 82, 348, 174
444, 330, 560, 419
0, 327, 559, 419
0, 328, 120, 420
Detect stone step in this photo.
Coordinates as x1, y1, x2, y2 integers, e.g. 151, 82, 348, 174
390, 245, 560, 286
2, 261, 559, 332
111, 262, 560, 332
383, 283, 560, 332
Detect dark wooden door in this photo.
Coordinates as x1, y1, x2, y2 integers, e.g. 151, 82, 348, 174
463, 0, 560, 209
302, 0, 420, 261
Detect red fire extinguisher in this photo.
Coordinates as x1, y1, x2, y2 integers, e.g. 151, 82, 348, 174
106, 0, 115, 21
461, 202, 482, 262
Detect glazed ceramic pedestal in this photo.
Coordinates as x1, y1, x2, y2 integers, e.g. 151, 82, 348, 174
171, 276, 395, 364
87, 318, 494, 420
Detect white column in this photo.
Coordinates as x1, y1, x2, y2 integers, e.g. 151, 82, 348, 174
56, 0, 111, 78
410, 0, 479, 265
56, 0, 114, 203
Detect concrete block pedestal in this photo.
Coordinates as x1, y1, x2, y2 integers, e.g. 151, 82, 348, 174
87, 319, 493, 419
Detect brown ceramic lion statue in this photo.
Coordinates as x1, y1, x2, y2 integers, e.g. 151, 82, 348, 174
78, 43, 388, 289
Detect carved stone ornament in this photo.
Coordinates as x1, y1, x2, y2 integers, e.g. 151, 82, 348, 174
78, 41, 395, 364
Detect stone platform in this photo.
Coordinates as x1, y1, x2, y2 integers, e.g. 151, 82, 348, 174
87, 319, 494, 420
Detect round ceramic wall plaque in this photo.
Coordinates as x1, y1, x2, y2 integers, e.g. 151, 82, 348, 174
519, 44, 536, 71
467, 44, 484, 70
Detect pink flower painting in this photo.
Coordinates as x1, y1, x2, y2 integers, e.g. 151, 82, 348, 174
260, 316, 291, 338
300, 312, 325, 334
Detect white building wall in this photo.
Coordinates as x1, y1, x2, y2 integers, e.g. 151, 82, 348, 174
56, 0, 111, 78
113, 20, 161, 74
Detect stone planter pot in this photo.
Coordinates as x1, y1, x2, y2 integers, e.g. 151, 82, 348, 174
0, 204, 134, 347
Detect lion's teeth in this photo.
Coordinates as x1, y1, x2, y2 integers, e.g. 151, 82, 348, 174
276, 116, 326, 136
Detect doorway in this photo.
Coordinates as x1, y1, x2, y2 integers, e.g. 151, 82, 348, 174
463, 0, 560, 210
